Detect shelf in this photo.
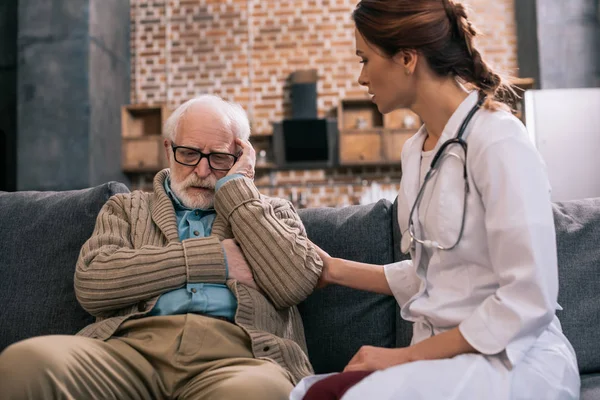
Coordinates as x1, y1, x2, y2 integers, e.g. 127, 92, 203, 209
253, 160, 404, 172
121, 104, 170, 138
256, 162, 277, 170
122, 136, 167, 173
250, 133, 273, 140
340, 127, 418, 135
337, 98, 382, 130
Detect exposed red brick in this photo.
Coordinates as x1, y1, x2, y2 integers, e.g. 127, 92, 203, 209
130, 0, 518, 200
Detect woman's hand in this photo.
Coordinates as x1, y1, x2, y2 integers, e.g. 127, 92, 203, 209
222, 239, 258, 291
343, 328, 478, 372
311, 242, 336, 288
310, 242, 393, 295
344, 346, 413, 372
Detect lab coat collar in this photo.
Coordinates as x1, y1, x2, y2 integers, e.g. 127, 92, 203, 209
401, 90, 479, 206
436, 90, 480, 147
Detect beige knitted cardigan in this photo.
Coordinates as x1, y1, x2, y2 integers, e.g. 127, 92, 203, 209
74, 169, 323, 383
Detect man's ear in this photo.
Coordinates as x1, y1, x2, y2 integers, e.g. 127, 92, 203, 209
393, 49, 418, 75
163, 138, 171, 161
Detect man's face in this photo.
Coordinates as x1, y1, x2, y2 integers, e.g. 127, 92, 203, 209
165, 105, 236, 209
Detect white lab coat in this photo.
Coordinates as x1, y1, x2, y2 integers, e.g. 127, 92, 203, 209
291, 92, 580, 400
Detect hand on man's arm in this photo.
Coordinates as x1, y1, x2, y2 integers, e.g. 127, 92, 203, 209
221, 238, 258, 291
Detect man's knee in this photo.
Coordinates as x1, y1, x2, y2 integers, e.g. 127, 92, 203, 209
0, 335, 95, 399
1, 336, 61, 376
210, 370, 294, 400
0, 336, 65, 397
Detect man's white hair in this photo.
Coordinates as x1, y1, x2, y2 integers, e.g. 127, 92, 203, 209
163, 94, 251, 142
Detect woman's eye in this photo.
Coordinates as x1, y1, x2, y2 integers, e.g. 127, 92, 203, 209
359, 59, 368, 64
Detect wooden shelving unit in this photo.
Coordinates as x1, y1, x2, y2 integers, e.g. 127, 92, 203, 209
121, 104, 171, 173
510, 77, 535, 123
337, 98, 420, 165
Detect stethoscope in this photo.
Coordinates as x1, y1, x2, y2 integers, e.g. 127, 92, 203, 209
400, 94, 486, 255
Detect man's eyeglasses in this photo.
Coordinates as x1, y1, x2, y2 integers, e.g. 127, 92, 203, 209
171, 143, 238, 171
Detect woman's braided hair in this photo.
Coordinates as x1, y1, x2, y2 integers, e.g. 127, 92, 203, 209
354, 0, 517, 110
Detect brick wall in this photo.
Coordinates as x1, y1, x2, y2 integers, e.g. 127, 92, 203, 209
127, 166, 402, 208
129, 0, 518, 207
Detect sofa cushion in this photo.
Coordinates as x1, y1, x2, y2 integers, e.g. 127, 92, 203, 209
553, 198, 600, 374
581, 373, 600, 400
298, 200, 398, 373
0, 182, 130, 351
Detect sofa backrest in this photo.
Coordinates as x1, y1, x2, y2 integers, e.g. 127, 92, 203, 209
3, 182, 597, 377
0, 183, 398, 374
553, 198, 600, 374
0, 182, 130, 351
298, 200, 401, 374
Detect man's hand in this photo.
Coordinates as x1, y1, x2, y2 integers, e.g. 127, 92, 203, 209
227, 138, 256, 180
222, 238, 258, 290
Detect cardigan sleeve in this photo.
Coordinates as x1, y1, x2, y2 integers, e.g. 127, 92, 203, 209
75, 193, 226, 317
214, 177, 323, 309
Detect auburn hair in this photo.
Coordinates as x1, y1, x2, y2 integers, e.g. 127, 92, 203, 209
352, 0, 516, 110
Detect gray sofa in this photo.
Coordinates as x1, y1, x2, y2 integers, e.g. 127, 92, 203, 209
0, 182, 599, 399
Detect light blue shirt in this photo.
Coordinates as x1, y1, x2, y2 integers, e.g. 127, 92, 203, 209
148, 175, 243, 320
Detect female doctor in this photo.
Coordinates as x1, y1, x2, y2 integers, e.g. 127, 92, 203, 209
291, 0, 580, 399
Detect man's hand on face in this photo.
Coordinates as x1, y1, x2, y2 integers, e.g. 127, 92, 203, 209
227, 138, 256, 180
221, 238, 258, 290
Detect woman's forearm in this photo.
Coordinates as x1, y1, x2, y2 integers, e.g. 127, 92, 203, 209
329, 258, 393, 296
407, 327, 478, 362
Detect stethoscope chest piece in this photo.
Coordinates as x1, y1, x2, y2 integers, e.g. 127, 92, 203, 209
400, 230, 413, 254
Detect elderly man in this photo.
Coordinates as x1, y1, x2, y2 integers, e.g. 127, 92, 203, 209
0, 95, 322, 399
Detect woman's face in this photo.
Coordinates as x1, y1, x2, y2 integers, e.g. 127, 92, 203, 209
355, 28, 415, 114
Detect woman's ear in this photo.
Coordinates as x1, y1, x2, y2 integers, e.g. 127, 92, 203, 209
393, 49, 418, 75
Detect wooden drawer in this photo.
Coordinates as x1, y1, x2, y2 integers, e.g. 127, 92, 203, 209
338, 99, 383, 130
121, 105, 170, 138
383, 109, 421, 130
122, 136, 167, 172
339, 129, 383, 164
383, 129, 415, 162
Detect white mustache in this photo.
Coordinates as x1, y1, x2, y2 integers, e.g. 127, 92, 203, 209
178, 175, 216, 191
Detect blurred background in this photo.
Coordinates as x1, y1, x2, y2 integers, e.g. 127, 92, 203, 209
1, 0, 599, 207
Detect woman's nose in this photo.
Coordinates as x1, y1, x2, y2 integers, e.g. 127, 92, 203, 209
357, 71, 368, 87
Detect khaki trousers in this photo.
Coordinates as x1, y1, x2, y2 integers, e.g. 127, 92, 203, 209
0, 314, 294, 400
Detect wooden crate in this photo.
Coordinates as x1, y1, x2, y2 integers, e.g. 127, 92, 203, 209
338, 99, 383, 130
122, 136, 168, 172
384, 109, 421, 130
383, 129, 414, 162
121, 105, 171, 138
510, 77, 535, 123
250, 135, 276, 169
336, 97, 420, 165
339, 128, 383, 164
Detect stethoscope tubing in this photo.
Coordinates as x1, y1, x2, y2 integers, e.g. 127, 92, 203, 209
402, 94, 486, 254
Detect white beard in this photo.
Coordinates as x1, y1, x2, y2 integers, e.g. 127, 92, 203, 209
170, 173, 217, 210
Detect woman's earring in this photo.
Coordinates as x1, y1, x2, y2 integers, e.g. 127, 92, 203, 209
405, 69, 411, 76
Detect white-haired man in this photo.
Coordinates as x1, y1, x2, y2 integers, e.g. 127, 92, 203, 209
0, 95, 323, 399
